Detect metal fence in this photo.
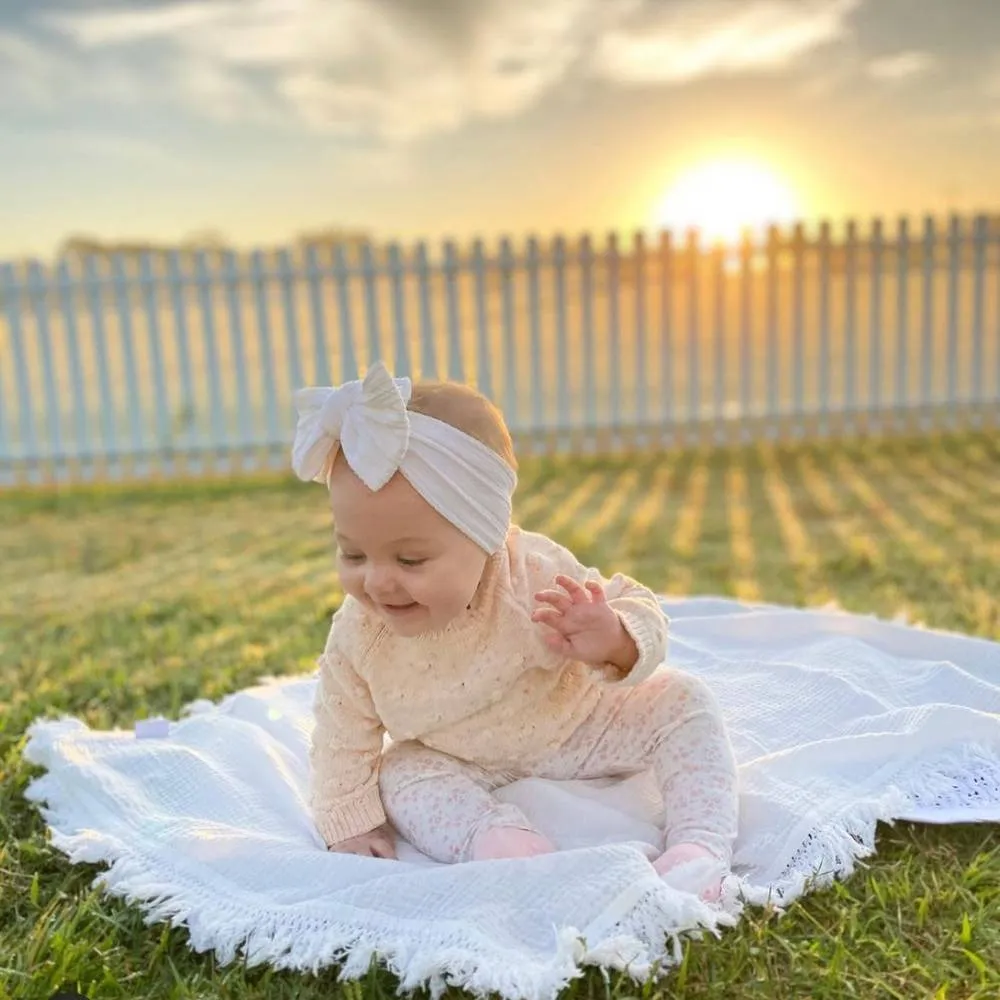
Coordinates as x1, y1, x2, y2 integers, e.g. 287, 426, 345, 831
1, 213, 999, 487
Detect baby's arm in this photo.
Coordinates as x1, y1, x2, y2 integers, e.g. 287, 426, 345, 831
590, 567, 668, 683
310, 622, 390, 852
520, 529, 668, 684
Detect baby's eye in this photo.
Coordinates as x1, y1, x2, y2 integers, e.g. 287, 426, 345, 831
340, 552, 365, 564
398, 557, 427, 568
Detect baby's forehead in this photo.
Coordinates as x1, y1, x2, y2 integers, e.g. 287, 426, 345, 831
335, 526, 435, 548
328, 460, 421, 506
333, 516, 446, 555
330, 474, 442, 532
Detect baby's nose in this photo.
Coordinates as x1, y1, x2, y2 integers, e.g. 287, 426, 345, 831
365, 565, 399, 598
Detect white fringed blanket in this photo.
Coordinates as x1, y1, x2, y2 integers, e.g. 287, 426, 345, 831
23, 598, 1000, 1000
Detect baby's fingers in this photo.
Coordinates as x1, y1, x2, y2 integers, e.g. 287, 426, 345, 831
532, 607, 568, 631
534, 589, 572, 613
371, 835, 397, 860
554, 575, 589, 603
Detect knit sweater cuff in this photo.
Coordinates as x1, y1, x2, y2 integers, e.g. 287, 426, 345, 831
314, 786, 387, 847
610, 603, 666, 685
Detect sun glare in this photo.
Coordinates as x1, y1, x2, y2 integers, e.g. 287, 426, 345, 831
653, 159, 800, 246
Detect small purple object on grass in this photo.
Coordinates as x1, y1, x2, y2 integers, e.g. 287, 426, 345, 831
135, 717, 170, 739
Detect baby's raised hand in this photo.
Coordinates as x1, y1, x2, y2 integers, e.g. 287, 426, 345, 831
532, 575, 637, 670
328, 823, 397, 859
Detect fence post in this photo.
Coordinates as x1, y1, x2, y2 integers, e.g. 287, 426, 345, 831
470, 239, 492, 400
658, 230, 674, 448
82, 254, 121, 478
0, 263, 37, 479
109, 254, 146, 473
138, 253, 174, 472
818, 220, 831, 438
946, 214, 961, 427
971, 215, 986, 422
26, 262, 63, 473
686, 228, 700, 445
328, 243, 361, 382
844, 219, 857, 432
710, 240, 726, 445
248, 249, 281, 457
56, 258, 92, 476
606, 232, 622, 445
498, 237, 518, 432
276, 248, 305, 403
526, 235, 544, 442
304, 244, 332, 385
165, 251, 198, 471
869, 219, 884, 434
920, 215, 935, 429
414, 242, 437, 380
193, 250, 228, 470
765, 225, 780, 440
995, 222, 1000, 422
220, 249, 254, 468
579, 234, 597, 446
633, 231, 648, 446
895, 217, 910, 430
791, 222, 805, 436
387, 243, 412, 379
331, 243, 358, 383
739, 229, 754, 444
552, 235, 569, 444
0, 335, 9, 485
361, 242, 385, 373
442, 240, 464, 384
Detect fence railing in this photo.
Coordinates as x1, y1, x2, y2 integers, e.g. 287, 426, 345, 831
1, 213, 999, 487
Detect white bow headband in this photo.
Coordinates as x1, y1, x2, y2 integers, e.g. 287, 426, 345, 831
291, 362, 516, 554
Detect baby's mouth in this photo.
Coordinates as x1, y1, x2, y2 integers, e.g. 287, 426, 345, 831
381, 601, 419, 614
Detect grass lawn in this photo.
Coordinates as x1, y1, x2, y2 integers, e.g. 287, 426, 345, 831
1, 430, 999, 1000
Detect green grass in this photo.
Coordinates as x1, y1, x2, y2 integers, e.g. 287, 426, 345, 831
2, 431, 999, 1000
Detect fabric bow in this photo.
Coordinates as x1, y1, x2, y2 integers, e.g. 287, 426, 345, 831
291, 362, 413, 489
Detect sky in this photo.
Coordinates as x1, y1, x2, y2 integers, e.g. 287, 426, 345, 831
2, 0, 1000, 258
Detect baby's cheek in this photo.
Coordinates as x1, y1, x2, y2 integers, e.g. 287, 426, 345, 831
339, 569, 365, 601
419, 583, 467, 625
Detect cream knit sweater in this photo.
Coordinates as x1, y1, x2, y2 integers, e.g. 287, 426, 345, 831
309, 525, 669, 846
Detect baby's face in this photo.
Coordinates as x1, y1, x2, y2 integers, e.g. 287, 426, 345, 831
327, 455, 489, 637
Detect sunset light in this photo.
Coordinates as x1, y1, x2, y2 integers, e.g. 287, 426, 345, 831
653, 159, 801, 245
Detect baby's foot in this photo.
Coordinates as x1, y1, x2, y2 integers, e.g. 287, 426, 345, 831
471, 826, 557, 861
654, 842, 725, 902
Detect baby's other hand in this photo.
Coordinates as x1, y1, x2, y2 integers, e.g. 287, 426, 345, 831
328, 823, 397, 859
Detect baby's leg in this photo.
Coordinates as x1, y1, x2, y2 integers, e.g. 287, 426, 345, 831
379, 741, 555, 864
543, 670, 739, 897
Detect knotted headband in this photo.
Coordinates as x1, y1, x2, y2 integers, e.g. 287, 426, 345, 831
291, 362, 516, 554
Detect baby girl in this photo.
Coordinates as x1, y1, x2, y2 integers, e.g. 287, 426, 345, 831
293, 362, 739, 899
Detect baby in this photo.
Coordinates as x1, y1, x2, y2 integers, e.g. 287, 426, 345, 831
293, 362, 739, 899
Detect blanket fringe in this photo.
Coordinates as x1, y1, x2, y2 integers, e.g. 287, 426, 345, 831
21, 709, 1000, 999
736, 741, 1000, 909
23, 768, 734, 1000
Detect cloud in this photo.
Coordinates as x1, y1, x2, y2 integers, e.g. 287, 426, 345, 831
7, 125, 175, 165
37, 0, 605, 139
0, 30, 66, 104
591, 0, 861, 85
21, 0, 863, 140
867, 50, 937, 83
979, 54, 1000, 98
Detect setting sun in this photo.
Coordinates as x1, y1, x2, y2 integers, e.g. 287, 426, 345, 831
653, 159, 801, 245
